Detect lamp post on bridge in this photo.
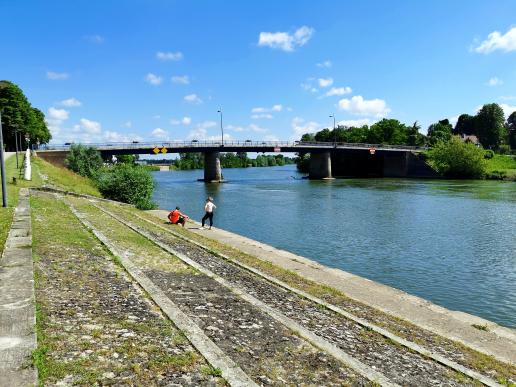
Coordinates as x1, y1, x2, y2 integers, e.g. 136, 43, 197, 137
329, 114, 336, 147
217, 108, 224, 146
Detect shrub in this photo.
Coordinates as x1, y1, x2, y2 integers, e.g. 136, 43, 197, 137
65, 144, 103, 178
497, 144, 511, 155
427, 136, 486, 178
484, 149, 494, 159
96, 164, 156, 209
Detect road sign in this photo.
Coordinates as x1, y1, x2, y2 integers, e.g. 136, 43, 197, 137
153, 147, 160, 154
369, 148, 376, 155
161, 147, 168, 154
274, 147, 281, 152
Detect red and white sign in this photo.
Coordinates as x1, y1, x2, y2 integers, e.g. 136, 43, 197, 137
369, 147, 376, 155
274, 147, 281, 152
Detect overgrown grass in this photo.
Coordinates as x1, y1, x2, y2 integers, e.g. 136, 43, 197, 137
485, 155, 516, 180
33, 157, 101, 197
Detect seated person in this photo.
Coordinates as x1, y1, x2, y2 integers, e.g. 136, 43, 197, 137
167, 206, 189, 227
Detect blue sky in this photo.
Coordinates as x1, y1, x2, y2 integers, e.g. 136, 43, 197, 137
1, 0, 515, 145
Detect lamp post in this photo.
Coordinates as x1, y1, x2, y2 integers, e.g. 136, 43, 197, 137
14, 125, 19, 168
217, 108, 224, 146
0, 111, 7, 207
329, 114, 336, 147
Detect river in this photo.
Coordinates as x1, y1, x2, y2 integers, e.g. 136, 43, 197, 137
152, 165, 516, 328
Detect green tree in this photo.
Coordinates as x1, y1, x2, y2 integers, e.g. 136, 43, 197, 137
454, 114, 476, 136
475, 103, 505, 149
406, 121, 425, 146
367, 119, 409, 144
426, 136, 486, 178
0, 80, 51, 149
96, 164, 155, 209
116, 154, 137, 164
506, 111, 516, 149
65, 144, 103, 178
427, 119, 452, 146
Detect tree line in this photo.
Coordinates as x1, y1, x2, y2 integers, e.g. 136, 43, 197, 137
300, 103, 515, 151
161, 152, 295, 170
0, 81, 51, 150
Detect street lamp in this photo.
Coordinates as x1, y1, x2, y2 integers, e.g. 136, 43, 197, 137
329, 114, 336, 147
13, 124, 19, 168
217, 108, 224, 146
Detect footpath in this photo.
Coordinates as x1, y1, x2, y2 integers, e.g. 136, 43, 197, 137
0, 188, 37, 386
149, 209, 516, 366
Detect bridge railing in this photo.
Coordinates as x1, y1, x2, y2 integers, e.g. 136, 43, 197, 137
39, 141, 428, 151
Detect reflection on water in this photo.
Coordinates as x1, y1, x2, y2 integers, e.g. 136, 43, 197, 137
152, 165, 516, 328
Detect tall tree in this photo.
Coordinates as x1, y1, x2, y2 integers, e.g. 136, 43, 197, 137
454, 114, 476, 136
507, 111, 516, 149
367, 119, 408, 144
475, 103, 505, 148
0, 80, 51, 150
427, 119, 452, 145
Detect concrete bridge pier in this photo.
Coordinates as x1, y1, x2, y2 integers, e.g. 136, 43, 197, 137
203, 151, 223, 182
309, 151, 333, 179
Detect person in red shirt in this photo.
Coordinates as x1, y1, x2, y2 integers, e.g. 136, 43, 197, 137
168, 206, 189, 227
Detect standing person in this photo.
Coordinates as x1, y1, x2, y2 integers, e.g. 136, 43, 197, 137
168, 206, 189, 227
201, 197, 216, 230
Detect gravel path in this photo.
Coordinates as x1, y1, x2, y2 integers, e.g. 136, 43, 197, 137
95, 200, 516, 387
68, 197, 370, 386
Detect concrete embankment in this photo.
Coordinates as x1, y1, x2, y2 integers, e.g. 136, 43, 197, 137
149, 209, 516, 366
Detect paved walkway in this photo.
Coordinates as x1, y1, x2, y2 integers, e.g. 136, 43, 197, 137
149, 209, 516, 365
0, 188, 37, 386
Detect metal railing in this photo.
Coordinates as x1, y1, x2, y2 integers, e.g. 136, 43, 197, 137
39, 140, 427, 151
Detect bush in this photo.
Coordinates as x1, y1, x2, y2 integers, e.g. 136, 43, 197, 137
96, 164, 156, 209
484, 149, 494, 159
497, 144, 511, 155
65, 144, 103, 178
427, 136, 486, 178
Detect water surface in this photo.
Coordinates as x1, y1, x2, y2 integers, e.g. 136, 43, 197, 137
152, 165, 516, 328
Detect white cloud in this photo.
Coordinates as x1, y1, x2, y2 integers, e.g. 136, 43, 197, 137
152, 115, 161, 119
318, 78, 333, 88
258, 26, 314, 52
170, 116, 192, 125
337, 118, 372, 128
473, 27, 516, 54
78, 118, 101, 134
291, 117, 321, 138
187, 121, 220, 140
226, 125, 245, 132
500, 95, 516, 101
47, 71, 69, 80
321, 86, 352, 98
487, 77, 503, 86
171, 75, 190, 84
338, 95, 391, 117
156, 51, 183, 61
104, 131, 142, 143
249, 124, 267, 133
122, 121, 132, 128
59, 97, 82, 107
500, 103, 516, 118
184, 94, 203, 104
84, 35, 104, 44
152, 128, 168, 139
48, 107, 69, 121
316, 60, 332, 68
250, 104, 283, 117
251, 113, 273, 119
145, 73, 163, 85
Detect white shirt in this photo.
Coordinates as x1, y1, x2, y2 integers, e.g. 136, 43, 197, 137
205, 202, 216, 213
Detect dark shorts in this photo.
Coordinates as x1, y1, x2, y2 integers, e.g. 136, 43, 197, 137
174, 216, 185, 224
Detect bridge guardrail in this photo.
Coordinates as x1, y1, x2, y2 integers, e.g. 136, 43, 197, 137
39, 141, 427, 152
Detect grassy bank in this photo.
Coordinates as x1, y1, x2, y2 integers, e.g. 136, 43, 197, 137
485, 155, 516, 180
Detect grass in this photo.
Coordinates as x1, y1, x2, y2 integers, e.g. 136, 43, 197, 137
485, 154, 516, 180
32, 157, 101, 197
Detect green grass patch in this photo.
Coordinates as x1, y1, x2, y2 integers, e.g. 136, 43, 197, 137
33, 157, 101, 197
485, 155, 516, 180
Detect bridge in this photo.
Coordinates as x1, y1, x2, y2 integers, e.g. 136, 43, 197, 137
37, 141, 433, 181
